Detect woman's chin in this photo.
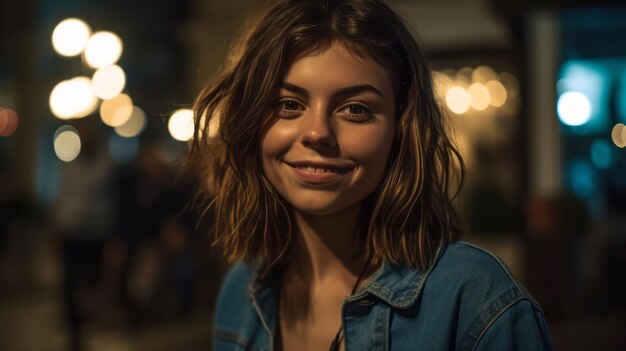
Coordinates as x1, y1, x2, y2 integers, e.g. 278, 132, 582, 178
289, 198, 360, 217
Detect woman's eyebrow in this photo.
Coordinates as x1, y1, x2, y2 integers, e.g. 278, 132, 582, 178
280, 82, 385, 99
281, 82, 308, 97
334, 84, 384, 99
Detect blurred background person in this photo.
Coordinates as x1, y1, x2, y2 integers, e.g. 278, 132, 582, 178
49, 118, 116, 351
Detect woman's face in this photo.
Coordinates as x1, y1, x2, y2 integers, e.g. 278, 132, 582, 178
261, 42, 396, 216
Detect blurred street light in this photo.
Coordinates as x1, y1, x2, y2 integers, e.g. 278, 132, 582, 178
168, 109, 194, 141
84, 31, 123, 69
114, 106, 146, 138
446, 86, 471, 115
54, 125, 81, 162
92, 65, 126, 100
557, 91, 592, 126
50, 77, 99, 119
52, 18, 91, 57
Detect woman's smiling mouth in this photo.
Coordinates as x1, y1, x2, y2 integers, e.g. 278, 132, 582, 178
283, 161, 354, 183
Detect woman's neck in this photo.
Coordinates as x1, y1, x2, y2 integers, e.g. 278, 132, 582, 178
289, 203, 367, 284
278, 203, 376, 348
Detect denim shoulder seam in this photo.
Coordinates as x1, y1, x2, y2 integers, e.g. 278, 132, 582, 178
215, 328, 261, 350
458, 241, 542, 306
456, 242, 526, 294
468, 297, 538, 351
458, 283, 525, 350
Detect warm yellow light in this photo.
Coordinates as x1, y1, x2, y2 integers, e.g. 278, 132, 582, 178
115, 106, 146, 138
471, 65, 498, 84
168, 109, 195, 141
50, 77, 98, 119
612, 123, 626, 148
485, 80, 507, 107
468, 83, 491, 111
92, 65, 126, 100
52, 18, 91, 57
445, 86, 471, 115
84, 31, 123, 69
100, 93, 133, 127
457, 67, 473, 81
54, 125, 81, 162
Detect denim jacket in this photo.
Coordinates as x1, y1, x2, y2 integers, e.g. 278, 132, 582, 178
213, 241, 553, 351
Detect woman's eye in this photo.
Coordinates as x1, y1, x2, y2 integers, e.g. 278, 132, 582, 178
275, 99, 304, 118
275, 99, 305, 118
279, 99, 303, 111
339, 103, 373, 121
347, 104, 368, 114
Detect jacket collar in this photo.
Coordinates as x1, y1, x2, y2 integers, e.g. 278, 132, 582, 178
349, 244, 444, 309
249, 243, 445, 310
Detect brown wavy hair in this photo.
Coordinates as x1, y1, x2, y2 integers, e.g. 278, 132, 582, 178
188, 0, 464, 276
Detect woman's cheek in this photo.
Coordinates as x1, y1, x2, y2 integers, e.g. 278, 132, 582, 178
262, 120, 298, 155
340, 124, 394, 161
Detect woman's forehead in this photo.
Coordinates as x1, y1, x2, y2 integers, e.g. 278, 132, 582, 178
289, 39, 369, 62
281, 42, 394, 94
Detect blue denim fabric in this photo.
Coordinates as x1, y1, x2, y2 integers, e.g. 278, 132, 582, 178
213, 241, 553, 351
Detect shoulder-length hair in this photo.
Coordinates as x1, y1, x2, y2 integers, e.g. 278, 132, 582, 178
189, 0, 464, 276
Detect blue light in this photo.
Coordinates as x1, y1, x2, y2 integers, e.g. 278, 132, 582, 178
566, 160, 596, 199
590, 139, 614, 170
557, 61, 609, 133
557, 91, 592, 126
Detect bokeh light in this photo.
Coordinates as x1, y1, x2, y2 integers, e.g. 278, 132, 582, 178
84, 31, 123, 69
92, 65, 126, 100
590, 139, 614, 169
557, 91, 592, 126
445, 86, 471, 115
485, 80, 507, 107
100, 93, 133, 127
50, 77, 99, 119
0, 108, 19, 137
53, 125, 81, 162
52, 18, 91, 57
567, 160, 595, 199
471, 65, 498, 84
456, 67, 473, 85
611, 123, 626, 148
168, 109, 195, 141
114, 106, 146, 138
468, 83, 491, 111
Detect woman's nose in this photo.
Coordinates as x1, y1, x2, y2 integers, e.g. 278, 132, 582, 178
300, 107, 337, 150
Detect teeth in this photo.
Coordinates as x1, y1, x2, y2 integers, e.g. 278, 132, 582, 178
297, 165, 338, 173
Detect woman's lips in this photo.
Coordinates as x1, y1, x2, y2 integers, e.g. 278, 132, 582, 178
284, 161, 353, 183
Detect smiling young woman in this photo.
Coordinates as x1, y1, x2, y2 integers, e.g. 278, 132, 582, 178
187, 1, 553, 350
262, 43, 395, 218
